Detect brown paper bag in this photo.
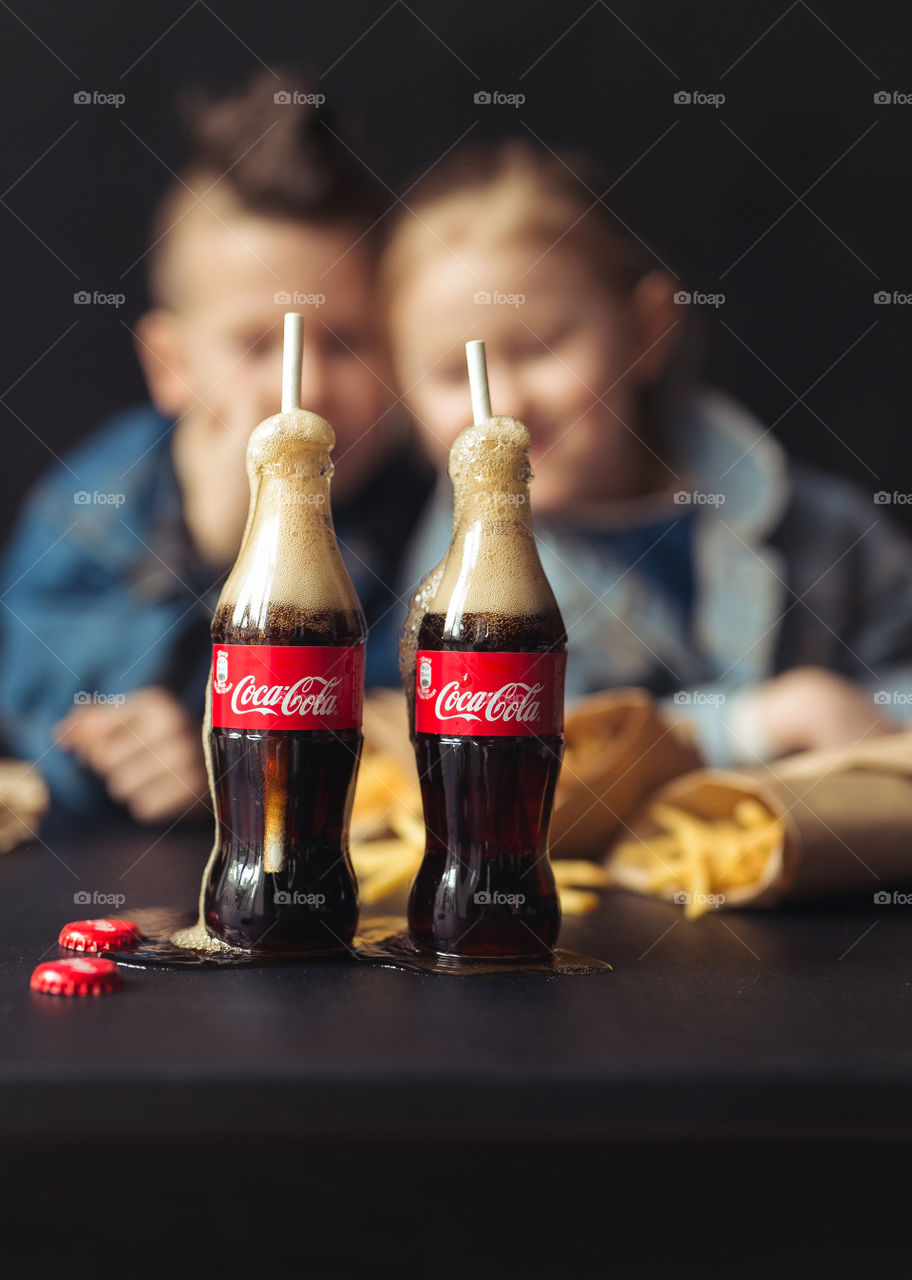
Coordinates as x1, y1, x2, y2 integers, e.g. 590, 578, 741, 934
609, 730, 912, 908
550, 688, 703, 860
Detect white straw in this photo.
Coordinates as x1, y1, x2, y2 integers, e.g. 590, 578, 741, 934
281, 312, 304, 412
465, 339, 492, 424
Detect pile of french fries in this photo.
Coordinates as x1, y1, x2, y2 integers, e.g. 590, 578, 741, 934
350, 747, 611, 915
610, 797, 784, 919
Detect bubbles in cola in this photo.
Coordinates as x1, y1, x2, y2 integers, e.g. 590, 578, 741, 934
201, 407, 366, 953
401, 414, 567, 959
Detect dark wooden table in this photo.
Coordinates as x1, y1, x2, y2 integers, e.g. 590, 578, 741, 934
1, 817, 909, 1277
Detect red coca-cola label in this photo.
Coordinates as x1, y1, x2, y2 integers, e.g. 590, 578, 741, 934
211, 644, 363, 730
414, 650, 565, 736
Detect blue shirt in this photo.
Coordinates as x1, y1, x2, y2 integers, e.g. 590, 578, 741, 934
590, 514, 694, 631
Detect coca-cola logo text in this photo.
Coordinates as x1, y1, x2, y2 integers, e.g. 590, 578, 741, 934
210, 643, 363, 731
231, 673, 341, 718
414, 650, 565, 738
434, 680, 544, 724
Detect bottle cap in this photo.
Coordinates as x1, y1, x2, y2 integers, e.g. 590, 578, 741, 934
30, 957, 123, 997
58, 918, 140, 953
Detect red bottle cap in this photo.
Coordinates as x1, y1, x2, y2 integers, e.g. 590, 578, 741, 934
30, 957, 123, 997
58, 918, 140, 953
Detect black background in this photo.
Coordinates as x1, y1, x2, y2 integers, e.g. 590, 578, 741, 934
1, 0, 910, 546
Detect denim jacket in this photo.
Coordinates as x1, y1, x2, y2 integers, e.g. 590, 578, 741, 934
397, 389, 912, 764
0, 405, 432, 812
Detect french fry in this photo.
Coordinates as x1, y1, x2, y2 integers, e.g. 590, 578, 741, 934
351, 751, 422, 844
557, 886, 601, 916
355, 755, 407, 802
351, 839, 414, 870
734, 798, 770, 826
348, 756, 427, 906
612, 833, 680, 860
551, 860, 613, 888
358, 850, 421, 905
645, 861, 688, 892
388, 804, 426, 851
0, 759, 49, 854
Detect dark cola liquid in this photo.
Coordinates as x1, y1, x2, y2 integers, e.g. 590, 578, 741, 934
205, 605, 363, 954
410, 610, 565, 960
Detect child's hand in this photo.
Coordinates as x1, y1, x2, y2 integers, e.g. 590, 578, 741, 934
54, 687, 208, 823
733, 666, 898, 759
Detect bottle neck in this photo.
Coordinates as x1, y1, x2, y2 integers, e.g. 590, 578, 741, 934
248, 465, 333, 529
216, 457, 364, 640
448, 479, 534, 555
433, 474, 554, 627
233, 466, 332, 577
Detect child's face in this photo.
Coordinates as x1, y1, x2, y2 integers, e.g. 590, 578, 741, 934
389, 238, 670, 512
139, 213, 391, 502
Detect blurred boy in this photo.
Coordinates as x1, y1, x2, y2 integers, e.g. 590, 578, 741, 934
380, 141, 912, 764
0, 71, 431, 821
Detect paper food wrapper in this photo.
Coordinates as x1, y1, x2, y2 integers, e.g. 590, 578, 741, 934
550, 688, 703, 859
609, 730, 912, 908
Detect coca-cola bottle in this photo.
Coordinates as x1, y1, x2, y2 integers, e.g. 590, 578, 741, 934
201, 316, 365, 954
401, 350, 567, 959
